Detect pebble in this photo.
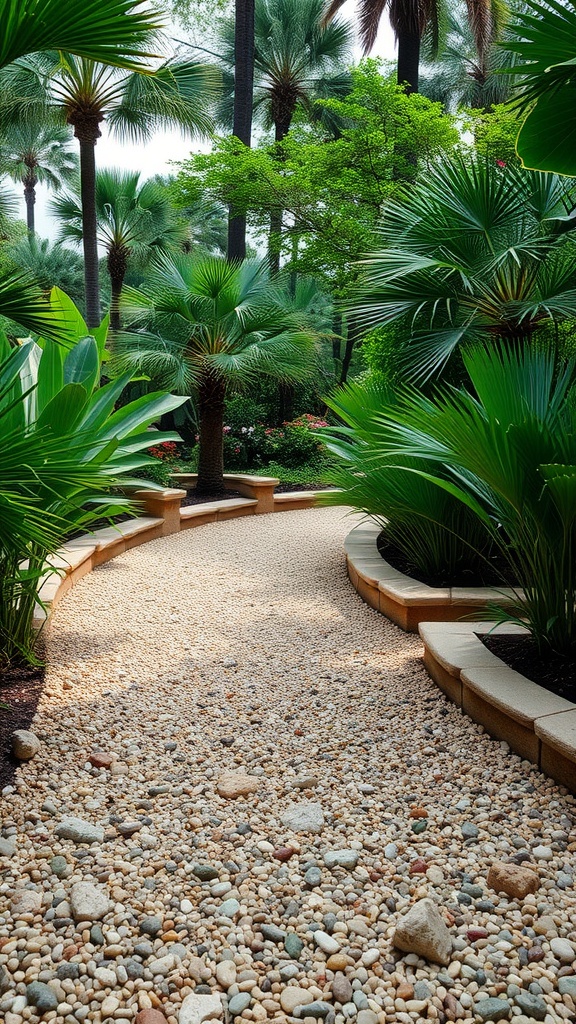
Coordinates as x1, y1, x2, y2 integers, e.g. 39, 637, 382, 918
3, 509, 576, 1024
281, 801, 325, 833
69, 881, 110, 921
550, 938, 575, 963
26, 982, 58, 1012
393, 898, 452, 966
54, 816, 104, 844
473, 997, 511, 1022
11, 729, 40, 760
514, 992, 548, 1020
314, 930, 341, 955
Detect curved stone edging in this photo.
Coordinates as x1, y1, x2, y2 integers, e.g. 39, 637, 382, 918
419, 620, 576, 793
345, 521, 516, 632
35, 478, 320, 631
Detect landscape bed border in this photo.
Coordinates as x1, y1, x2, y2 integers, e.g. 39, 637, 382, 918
345, 521, 576, 794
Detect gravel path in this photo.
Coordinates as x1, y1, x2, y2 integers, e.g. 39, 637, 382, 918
1, 508, 575, 1024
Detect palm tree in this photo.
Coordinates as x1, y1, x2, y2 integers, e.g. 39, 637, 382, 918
7, 236, 85, 308
52, 168, 187, 330
114, 254, 317, 493
354, 158, 576, 380
0, 0, 163, 71
419, 8, 515, 111
1, 122, 77, 234
3, 54, 218, 327
323, 0, 503, 95
219, 0, 354, 270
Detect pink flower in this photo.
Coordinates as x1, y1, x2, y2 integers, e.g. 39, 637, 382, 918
496, 159, 507, 168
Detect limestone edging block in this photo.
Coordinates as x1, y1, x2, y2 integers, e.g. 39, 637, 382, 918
345, 521, 517, 631
419, 620, 576, 793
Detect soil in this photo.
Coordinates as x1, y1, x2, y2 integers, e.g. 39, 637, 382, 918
482, 634, 576, 703
274, 482, 332, 493
377, 532, 515, 589
182, 488, 243, 506
0, 662, 45, 788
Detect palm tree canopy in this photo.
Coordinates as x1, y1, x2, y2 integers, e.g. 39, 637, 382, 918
218, 0, 354, 138
354, 158, 576, 380
51, 167, 187, 260
1, 122, 77, 189
113, 254, 317, 393
1, 52, 219, 142
0, 0, 163, 70
323, 0, 505, 63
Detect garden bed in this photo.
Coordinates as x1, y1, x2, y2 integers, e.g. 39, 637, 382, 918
0, 663, 45, 788
345, 520, 517, 632
419, 620, 576, 793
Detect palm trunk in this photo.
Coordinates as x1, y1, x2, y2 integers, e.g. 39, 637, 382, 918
268, 114, 293, 274
108, 245, 128, 333
397, 32, 420, 94
69, 112, 103, 328
227, 0, 255, 261
196, 373, 227, 494
23, 184, 36, 235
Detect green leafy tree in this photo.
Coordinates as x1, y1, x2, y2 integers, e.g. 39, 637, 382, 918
52, 168, 187, 330
114, 254, 317, 493
355, 157, 576, 380
1, 122, 77, 234
218, 0, 354, 270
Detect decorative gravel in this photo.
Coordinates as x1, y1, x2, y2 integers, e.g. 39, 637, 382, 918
1, 508, 575, 1024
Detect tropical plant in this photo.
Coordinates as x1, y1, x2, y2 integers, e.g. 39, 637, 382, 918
52, 168, 187, 330
365, 345, 576, 656
0, 121, 77, 234
2, 53, 218, 326
228, 0, 255, 259
355, 157, 576, 381
320, 377, 494, 584
505, 0, 576, 176
0, 0, 163, 71
218, 0, 354, 269
113, 254, 317, 492
419, 6, 516, 111
0, 288, 186, 667
323, 0, 504, 94
6, 236, 85, 308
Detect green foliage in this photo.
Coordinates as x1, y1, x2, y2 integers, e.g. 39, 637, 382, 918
355, 157, 576, 381
321, 378, 494, 584
468, 103, 523, 166
506, 0, 576, 175
0, 289, 186, 667
361, 346, 576, 655
172, 61, 460, 290
6, 237, 85, 310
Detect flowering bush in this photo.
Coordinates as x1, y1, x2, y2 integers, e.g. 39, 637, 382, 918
147, 441, 179, 462
217, 414, 330, 470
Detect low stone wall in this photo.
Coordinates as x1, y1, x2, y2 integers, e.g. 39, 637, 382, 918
345, 521, 516, 632
34, 479, 320, 630
419, 621, 576, 794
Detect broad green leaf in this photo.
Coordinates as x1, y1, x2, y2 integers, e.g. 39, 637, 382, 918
99, 391, 187, 440
516, 90, 576, 176
37, 341, 65, 413
64, 336, 99, 394
36, 382, 88, 434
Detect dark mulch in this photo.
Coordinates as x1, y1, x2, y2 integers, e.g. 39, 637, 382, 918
274, 482, 333, 493
0, 663, 45, 788
181, 488, 244, 507
377, 532, 515, 589
482, 634, 576, 703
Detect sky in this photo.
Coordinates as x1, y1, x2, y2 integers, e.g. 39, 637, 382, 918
14, 3, 397, 239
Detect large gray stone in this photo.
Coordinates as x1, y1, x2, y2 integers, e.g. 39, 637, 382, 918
26, 982, 58, 1012
281, 802, 325, 833
393, 898, 452, 966
323, 850, 359, 870
55, 817, 104, 845
69, 882, 110, 921
473, 997, 511, 1022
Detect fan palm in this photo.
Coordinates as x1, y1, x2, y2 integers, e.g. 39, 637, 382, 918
354, 157, 576, 381
0, 0, 163, 71
52, 168, 187, 330
323, 0, 505, 95
114, 254, 317, 492
218, 0, 353, 270
6, 236, 85, 308
2, 53, 218, 326
1, 122, 77, 234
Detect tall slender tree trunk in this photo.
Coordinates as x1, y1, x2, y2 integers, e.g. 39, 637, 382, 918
196, 372, 227, 494
268, 115, 293, 274
397, 32, 420, 94
69, 113, 103, 328
227, 0, 255, 261
107, 245, 128, 333
24, 183, 36, 235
